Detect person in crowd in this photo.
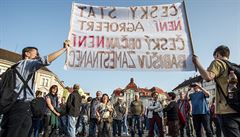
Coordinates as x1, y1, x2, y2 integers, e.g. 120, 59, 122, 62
66, 84, 82, 137
112, 97, 126, 137
178, 92, 194, 137
130, 93, 144, 137
147, 92, 164, 137
193, 45, 240, 137
59, 96, 68, 136
81, 95, 86, 103
210, 97, 222, 137
0, 40, 70, 137
96, 93, 113, 137
28, 90, 46, 137
77, 96, 92, 137
186, 83, 213, 137
164, 92, 179, 137
84, 97, 92, 136
43, 85, 60, 137
89, 91, 102, 137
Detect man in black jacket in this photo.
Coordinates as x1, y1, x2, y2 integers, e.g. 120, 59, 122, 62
66, 84, 82, 137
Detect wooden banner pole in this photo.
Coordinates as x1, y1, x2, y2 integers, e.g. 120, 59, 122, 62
182, 0, 197, 72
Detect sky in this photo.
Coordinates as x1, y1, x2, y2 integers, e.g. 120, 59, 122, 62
0, 0, 240, 96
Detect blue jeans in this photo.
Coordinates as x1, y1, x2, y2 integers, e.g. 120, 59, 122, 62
59, 115, 68, 135
28, 118, 43, 137
77, 115, 88, 135
192, 114, 213, 137
219, 113, 240, 137
130, 115, 142, 137
89, 118, 98, 137
113, 119, 122, 136
67, 115, 78, 137
122, 116, 129, 134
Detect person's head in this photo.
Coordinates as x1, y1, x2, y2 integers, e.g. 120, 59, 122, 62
135, 93, 140, 101
168, 92, 176, 100
151, 92, 158, 100
35, 90, 43, 98
179, 92, 184, 99
61, 96, 66, 103
190, 82, 200, 91
22, 47, 39, 59
49, 85, 58, 95
213, 45, 230, 59
96, 91, 102, 99
87, 97, 92, 103
73, 84, 80, 91
101, 93, 109, 103
117, 97, 124, 103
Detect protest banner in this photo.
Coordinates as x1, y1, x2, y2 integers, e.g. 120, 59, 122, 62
65, 2, 195, 71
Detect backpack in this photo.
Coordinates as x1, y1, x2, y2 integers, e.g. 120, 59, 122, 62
0, 63, 34, 114
215, 60, 240, 113
0, 64, 19, 114
31, 97, 46, 118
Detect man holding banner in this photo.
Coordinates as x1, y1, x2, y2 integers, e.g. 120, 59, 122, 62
193, 45, 240, 137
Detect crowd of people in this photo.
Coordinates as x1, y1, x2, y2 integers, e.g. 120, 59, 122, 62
0, 83, 224, 137
0, 42, 239, 137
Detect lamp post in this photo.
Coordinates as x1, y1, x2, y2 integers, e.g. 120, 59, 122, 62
123, 88, 133, 135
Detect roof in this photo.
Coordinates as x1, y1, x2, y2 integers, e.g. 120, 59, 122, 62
172, 75, 203, 91
125, 78, 137, 90
138, 88, 151, 97
113, 88, 123, 97
149, 86, 165, 94
0, 48, 21, 63
0, 48, 52, 72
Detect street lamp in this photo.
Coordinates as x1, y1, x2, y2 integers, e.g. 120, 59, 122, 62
123, 88, 133, 135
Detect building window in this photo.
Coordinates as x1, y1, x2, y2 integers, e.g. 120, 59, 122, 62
40, 77, 50, 87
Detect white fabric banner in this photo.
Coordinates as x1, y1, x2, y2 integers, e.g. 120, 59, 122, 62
65, 2, 195, 71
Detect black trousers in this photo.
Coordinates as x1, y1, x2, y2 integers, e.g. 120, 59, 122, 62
219, 113, 240, 137
192, 114, 213, 137
0, 101, 32, 137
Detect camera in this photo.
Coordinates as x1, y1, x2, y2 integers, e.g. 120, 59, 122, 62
190, 83, 197, 87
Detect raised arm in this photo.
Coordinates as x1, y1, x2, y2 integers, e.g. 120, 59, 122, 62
196, 83, 211, 97
192, 55, 216, 81
47, 40, 70, 63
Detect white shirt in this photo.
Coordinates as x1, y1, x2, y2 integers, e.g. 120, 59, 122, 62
147, 100, 163, 118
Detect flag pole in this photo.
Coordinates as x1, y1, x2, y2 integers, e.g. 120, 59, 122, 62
182, 0, 197, 72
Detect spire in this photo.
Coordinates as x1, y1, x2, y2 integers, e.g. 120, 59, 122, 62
125, 78, 137, 90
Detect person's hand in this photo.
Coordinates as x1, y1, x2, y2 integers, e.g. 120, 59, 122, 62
56, 112, 61, 117
194, 83, 202, 89
63, 40, 71, 49
192, 54, 199, 65
97, 115, 101, 122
